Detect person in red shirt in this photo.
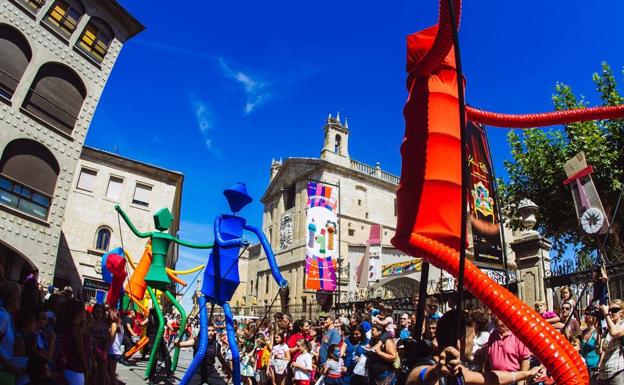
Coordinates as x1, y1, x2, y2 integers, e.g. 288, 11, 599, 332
287, 320, 311, 363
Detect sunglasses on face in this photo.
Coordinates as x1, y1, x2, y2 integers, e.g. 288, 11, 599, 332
609, 307, 622, 314
562, 307, 571, 311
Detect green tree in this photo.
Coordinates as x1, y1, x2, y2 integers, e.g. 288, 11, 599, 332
500, 62, 624, 264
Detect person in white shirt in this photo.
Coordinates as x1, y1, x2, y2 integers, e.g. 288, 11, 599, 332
291, 339, 313, 385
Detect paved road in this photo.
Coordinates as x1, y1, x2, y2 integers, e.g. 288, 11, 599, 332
116, 348, 225, 385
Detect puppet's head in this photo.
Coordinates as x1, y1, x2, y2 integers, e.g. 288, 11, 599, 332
224, 182, 253, 214
153, 208, 174, 231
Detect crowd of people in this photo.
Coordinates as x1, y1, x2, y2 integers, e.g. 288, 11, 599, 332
0, 265, 622, 385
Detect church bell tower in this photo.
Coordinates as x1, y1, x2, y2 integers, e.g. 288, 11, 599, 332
320, 112, 350, 167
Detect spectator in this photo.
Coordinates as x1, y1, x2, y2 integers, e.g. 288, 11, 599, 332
26, 354, 58, 385
107, 308, 123, 385
591, 265, 609, 307
425, 297, 442, 321
291, 339, 313, 385
423, 319, 437, 352
58, 299, 88, 385
350, 325, 369, 385
14, 307, 37, 385
485, 317, 531, 385
255, 336, 270, 385
398, 313, 411, 340
534, 300, 560, 325
580, 307, 601, 373
470, 307, 491, 371
559, 286, 575, 309
404, 309, 543, 385
175, 324, 227, 385
373, 306, 396, 338
367, 324, 398, 385
88, 304, 108, 385
0, 281, 21, 384
270, 332, 290, 385
555, 301, 581, 339
319, 315, 341, 366
322, 344, 346, 385
120, 310, 137, 364
597, 300, 624, 385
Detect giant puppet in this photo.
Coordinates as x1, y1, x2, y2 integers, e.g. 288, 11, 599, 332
392, 2, 624, 385
114, 205, 213, 378
180, 183, 288, 385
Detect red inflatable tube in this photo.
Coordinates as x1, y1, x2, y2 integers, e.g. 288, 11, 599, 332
393, 233, 586, 385
466, 105, 624, 128
394, 1, 590, 384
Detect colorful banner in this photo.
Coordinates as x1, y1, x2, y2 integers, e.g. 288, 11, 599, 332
356, 224, 382, 288
466, 122, 504, 265
381, 259, 422, 277
305, 182, 338, 291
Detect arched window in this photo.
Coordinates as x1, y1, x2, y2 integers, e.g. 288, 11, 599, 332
22, 62, 86, 134
77, 17, 114, 63
0, 139, 59, 220
95, 226, 111, 251
45, 0, 85, 38
334, 134, 342, 154
0, 25, 32, 99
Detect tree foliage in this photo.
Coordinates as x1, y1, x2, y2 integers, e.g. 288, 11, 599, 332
500, 62, 624, 264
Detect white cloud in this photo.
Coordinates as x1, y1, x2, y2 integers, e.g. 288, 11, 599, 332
218, 58, 272, 114
189, 96, 216, 151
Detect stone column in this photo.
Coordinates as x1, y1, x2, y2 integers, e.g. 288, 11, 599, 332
511, 234, 553, 308
510, 199, 554, 308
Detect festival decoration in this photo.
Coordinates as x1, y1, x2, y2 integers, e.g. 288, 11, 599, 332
305, 181, 338, 291
179, 183, 288, 385
101, 247, 127, 308
115, 206, 212, 378
381, 259, 422, 278
391, 2, 624, 385
563, 151, 609, 235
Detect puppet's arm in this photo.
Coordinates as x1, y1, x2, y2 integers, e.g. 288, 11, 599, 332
172, 236, 214, 249
114, 205, 150, 238
245, 224, 288, 289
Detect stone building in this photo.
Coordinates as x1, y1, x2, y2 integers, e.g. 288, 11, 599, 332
0, 0, 143, 284
56, 146, 183, 300
244, 114, 432, 317
244, 114, 529, 318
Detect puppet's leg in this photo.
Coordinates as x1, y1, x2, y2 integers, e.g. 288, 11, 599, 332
179, 295, 208, 385
223, 303, 241, 385
164, 290, 187, 371
145, 287, 165, 379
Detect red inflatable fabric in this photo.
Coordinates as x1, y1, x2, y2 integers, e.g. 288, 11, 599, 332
467, 105, 624, 128
105, 252, 127, 308
391, 2, 589, 385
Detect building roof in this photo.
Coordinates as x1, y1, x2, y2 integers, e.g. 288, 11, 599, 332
81, 146, 183, 183
261, 156, 399, 203
105, 1, 145, 40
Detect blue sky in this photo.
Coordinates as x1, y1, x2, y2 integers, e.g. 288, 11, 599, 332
87, 1, 624, 311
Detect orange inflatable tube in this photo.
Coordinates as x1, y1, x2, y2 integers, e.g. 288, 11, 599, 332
124, 336, 149, 358
387, 1, 624, 385
125, 242, 152, 313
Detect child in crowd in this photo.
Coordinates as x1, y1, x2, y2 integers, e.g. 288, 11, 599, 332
292, 339, 313, 385
322, 345, 346, 385
269, 333, 290, 385
255, 336, 271, 385
535, 300, 560, 325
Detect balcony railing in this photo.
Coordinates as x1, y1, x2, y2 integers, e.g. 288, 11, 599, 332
0, 174, 51, 220
350, 159, 400, 185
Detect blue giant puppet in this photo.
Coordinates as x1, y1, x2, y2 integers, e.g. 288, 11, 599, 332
180, 183, 288, 385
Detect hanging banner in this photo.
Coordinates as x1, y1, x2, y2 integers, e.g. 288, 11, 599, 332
466, 122, 504, 265
356, 224, 383, 288
381, 259, 423, 277
305, 181, 338, 291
